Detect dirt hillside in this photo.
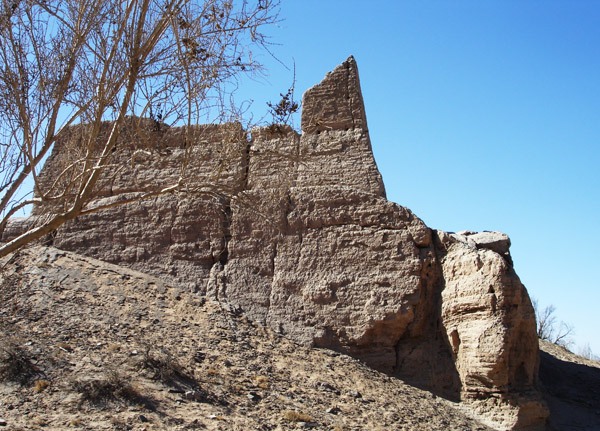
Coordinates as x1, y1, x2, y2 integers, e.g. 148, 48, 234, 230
1, 246, 598, 430
0, 246, 493, 430
538, 340, 600, 430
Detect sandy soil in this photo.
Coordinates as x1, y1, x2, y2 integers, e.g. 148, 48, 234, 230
1, 246, 597, 430
0, 246, 493, 430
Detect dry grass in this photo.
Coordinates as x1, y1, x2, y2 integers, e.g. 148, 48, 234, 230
283, 410, 314, 423
107, 343, 121, 352
31, 416, 47, 426
254, 375, 269, 389
34, 379, 50, 392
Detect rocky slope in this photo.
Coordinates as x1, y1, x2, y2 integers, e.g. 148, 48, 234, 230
4, 57, 549, 429
1, 247, 598, 430
0, 246, 494, 431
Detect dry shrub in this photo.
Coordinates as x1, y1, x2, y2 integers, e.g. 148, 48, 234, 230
71, 369, 147, 408
138, 346, 185, 384
34, 379, 50, 392
254, 375, 269, 389
0, 337, 40, 384
283, 410, 314, 423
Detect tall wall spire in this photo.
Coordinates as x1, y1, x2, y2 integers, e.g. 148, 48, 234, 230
301, 56, 368, 134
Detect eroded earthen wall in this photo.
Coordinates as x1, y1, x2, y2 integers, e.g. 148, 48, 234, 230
8, 56, 547, 430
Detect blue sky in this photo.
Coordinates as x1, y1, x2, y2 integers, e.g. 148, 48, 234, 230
240, 1, 600, 354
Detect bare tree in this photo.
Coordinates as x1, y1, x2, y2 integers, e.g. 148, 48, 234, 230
0, 0, 279, 258
532, 298, 574, 348
577, 343, 600, 362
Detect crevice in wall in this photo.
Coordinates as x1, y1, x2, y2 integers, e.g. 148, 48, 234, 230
242, 130, 252, 191
345, 61, 356, 130
219, 203, 232, 266
293, 132, 301, 186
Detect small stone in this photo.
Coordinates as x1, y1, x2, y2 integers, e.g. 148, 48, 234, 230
247, 391, 261, 402
138, 414, 148, 423
349, 390, 362, 399
184, 390, 206, 402
315, 381, 334, 391
326, 407, 341, 415
0, 419, 6, 427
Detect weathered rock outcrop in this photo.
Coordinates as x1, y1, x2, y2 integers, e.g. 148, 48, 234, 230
6, 56, 547, 429
436, 231, 546, 429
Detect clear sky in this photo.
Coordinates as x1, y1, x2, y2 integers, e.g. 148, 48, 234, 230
239, 1, 600, 355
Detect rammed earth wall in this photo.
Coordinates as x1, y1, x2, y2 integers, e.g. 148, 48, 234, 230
8, 57, 548, 430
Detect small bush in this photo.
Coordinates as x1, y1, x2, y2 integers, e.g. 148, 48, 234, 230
71, 369, 144, 407
0, 338, 39, 384
71, 377, 118, 405
138, 347, 185, 384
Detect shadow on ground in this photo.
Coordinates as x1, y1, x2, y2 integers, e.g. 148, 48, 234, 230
540, 349, 600, 430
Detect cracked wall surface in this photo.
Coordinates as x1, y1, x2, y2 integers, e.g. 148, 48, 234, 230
7, 56, 547, 430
